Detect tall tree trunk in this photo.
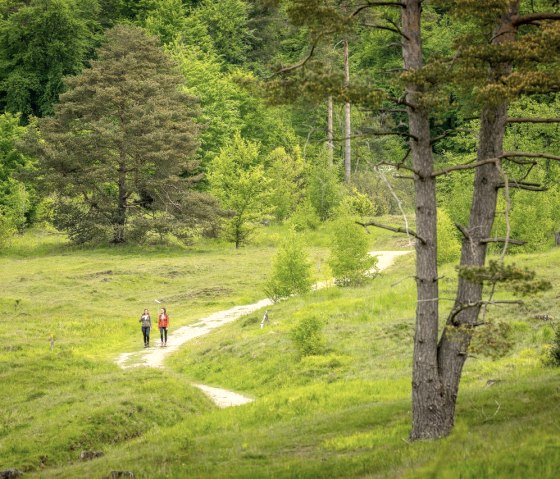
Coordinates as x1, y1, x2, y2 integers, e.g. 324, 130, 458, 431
343, 39, 351, 182
327, 95, 334, 166
436, 4, 517, 433
401, 0, 446, 440
114, 160, 127, 243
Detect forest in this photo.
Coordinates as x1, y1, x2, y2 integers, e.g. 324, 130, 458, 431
2, 1, 559, 251
0, 0, 560, 477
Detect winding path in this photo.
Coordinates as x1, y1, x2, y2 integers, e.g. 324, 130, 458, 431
116, 250, 410, 407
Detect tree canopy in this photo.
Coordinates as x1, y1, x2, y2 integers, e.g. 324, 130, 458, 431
25, 24, 217, 244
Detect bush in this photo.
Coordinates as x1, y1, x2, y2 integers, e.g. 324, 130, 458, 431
437, 207, 461, 265
291, 315, 325, 357
339, 187, 375, 217
468, 321, 514, 359
328, 214, 377, 286
306, 152, 343, 221
543, 323, 560, 367
265, 229, 313, 301
0, 207, 15, 247
288, 199, 320, 232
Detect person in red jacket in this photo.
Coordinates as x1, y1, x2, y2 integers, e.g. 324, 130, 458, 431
158, 307, 169, 347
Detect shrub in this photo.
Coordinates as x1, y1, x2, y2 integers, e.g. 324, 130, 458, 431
0, 207, 15, 247
468, 321, 514, 359
265, 229, 313, 301
437, 207, 461, 265
328, 214, 377, 286
339, 187, 374, 217
306, 152, 343, 221
289, 199, 320, 232
543, 323, 560, 367
291, 316, 325, 357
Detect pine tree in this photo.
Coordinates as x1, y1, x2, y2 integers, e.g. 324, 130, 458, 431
273, 0, 560, 440
25, 25, 217, 244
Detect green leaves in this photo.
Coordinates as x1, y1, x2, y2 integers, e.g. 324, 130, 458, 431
265, 228, 313, 301
458, 260, 552, 295
208, 133, 272, 247
328, 213, 377, 286
0, 0, 100, 118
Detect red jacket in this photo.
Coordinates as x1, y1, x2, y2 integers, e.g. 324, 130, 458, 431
158, 313, 169, 328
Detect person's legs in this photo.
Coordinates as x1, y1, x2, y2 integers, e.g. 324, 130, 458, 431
160, 327, 164, 345
163, 327, 168, 344
142, 327, 148, 346
146, 327, 150, 347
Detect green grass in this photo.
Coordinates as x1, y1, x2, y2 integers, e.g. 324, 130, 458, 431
1, 225, 559, 478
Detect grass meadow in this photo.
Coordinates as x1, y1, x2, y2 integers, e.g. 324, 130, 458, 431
0, 224, 559, 478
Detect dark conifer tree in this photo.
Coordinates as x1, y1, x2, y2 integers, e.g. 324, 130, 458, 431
26, 25, 218, 244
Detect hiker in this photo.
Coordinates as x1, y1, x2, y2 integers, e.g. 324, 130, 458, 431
260, 310, 269, 329
139, 309, 151, 347
158, 307, 169, 347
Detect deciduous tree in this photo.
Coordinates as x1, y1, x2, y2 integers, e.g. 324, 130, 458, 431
0, 0, 100, 119
208, 133, 271, 248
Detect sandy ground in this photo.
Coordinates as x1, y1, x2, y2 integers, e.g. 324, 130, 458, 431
115, 250, 411, 408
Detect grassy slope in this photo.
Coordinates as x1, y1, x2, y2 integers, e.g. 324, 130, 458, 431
1, 226, 559, 478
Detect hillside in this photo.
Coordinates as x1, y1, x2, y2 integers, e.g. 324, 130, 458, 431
0, 228, 558, 478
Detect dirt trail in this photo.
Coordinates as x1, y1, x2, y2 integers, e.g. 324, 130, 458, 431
116, 250, 411, 407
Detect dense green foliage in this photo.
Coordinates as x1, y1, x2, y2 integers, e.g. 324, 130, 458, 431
0, 0, 558, 252
24, 25, 217, 244
291, 314, 325, 356
0, 0, 100, 118
208, 133, 271, 248
0, 113, 35, 236
328, 213, 377, 285
265, 228, 312, 300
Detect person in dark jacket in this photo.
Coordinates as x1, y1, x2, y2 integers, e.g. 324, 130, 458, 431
140, 309, 151, 348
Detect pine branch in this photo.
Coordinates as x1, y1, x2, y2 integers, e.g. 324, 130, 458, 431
357, 220, 426, 244
269, 35, 323, 78
430, 128, 475, 144
512, 13, 560, 27
479, 237, 526, 246
361, 23, 410, 40
501, 151, 560, 162
497, 181, 547, 191
507, 117, 560, 123
455, 223, 471, 240
361, 127, 419, 141
431, 157, 498, 177
448, 300, 524, 325
432, 151, 560, 177
350, 2, 406, 18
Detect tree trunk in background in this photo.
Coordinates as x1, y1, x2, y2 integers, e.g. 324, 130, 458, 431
114, 160, 127, 243
343, 39, 351, 182
436, 3, 517, 434
327, 95, 334, 166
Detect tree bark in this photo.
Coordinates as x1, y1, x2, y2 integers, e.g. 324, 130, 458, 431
401, 0, 446, 440
343, 39, 351, 182
435, 3, 518, 437
327, 95, 334, 166
114, 159, 127, 243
